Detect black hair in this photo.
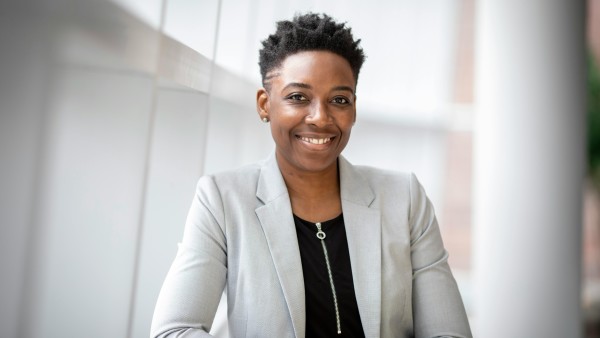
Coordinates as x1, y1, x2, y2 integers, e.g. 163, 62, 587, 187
258, 13, 365, 88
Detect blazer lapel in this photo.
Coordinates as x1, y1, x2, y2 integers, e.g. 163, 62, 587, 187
339, 156, 382, 338
255, 154, 305, 338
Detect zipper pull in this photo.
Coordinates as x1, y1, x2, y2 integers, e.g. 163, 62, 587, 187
315, 222, 326, 240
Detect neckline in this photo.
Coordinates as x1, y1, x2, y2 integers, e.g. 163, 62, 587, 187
293, 213, 344, 229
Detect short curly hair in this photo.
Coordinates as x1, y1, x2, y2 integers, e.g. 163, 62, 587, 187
258, 13, 366, 89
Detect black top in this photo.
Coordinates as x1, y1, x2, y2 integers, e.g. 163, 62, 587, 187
293, 214, 366, 338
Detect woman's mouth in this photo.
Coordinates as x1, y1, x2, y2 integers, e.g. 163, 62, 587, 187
298, 136, 334, 145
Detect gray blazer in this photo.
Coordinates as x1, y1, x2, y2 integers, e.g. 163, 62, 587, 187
151, 154, 472, 338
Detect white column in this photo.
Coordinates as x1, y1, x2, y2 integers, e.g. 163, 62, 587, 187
473, 1, 585, 337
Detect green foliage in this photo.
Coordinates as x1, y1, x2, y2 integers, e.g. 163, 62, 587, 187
588, 54, 600, 185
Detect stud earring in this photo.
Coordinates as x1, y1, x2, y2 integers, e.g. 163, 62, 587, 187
262, 117, 269, 123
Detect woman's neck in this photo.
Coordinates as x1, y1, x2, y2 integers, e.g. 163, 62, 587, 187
277, 156, 342, 223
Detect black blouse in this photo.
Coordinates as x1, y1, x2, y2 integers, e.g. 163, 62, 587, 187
293, 214, 366, 338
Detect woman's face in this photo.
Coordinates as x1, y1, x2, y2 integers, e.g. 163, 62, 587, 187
257, 51, 356, 174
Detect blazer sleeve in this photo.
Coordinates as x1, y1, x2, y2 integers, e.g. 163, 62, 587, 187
408, 173, 473, 338
150, 176, 227, 338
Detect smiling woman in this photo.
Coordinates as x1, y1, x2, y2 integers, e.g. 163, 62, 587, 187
257, 51, 356, 188
151, 13, 472, 338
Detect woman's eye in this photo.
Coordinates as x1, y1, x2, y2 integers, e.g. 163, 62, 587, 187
332, 97, 349, 104
287, 94, 307, 101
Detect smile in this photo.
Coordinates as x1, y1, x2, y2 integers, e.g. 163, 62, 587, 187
299, 136, 334, 145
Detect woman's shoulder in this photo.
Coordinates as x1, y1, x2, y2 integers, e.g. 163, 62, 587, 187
215, 160, 263, 181
343, 160, 430, 207
197, 160, 263, 192
347, 161, 416, 190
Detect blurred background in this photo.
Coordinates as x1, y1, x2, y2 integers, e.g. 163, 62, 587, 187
0, 0, 597, 337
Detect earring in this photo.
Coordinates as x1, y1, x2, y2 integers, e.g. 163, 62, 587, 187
262, 117, 269, 123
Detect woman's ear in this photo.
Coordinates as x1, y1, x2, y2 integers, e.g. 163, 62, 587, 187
256, 88, 269, 122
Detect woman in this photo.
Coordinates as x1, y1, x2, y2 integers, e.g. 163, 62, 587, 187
151, 13, 472, 338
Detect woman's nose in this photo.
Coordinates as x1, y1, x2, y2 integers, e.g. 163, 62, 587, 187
305, 101, 332, 127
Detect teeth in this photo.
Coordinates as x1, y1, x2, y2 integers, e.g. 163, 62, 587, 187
300, 136, 332, 145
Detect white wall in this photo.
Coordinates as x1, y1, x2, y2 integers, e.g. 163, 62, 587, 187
472, 1, 585, 337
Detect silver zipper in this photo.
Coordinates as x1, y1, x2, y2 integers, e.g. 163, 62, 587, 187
315, 222, 342, 335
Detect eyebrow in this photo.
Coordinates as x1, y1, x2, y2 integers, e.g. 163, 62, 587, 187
331, 85, 356, 95
281, 82, 355, 95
